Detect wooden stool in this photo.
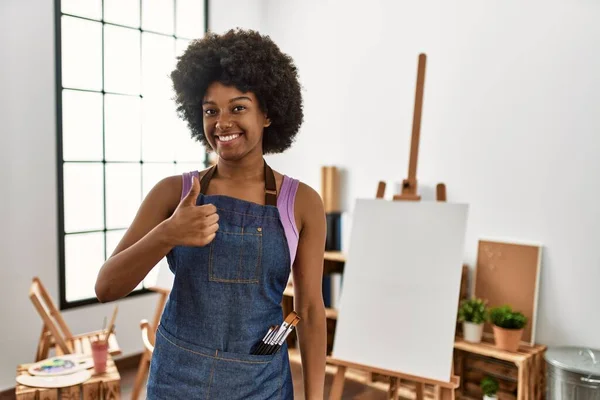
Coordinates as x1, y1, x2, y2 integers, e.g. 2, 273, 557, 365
16, 356, 121, 399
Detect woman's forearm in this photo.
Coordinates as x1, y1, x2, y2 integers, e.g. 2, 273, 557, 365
296, 305, 327, 399
95, 220, 174, 302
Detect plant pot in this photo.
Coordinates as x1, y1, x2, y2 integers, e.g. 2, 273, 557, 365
463, 321, 484, 343
492, 325, 523, 352
483, 395, 498, 400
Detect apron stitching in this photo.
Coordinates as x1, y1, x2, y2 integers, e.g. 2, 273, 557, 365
278, 351, 284, 399
237, 226, 244, 280
255, 234, 262, 278
213, 231, 262, 236
214, 207, 280, 219
209, 277, 259, 283
157, 329, 273, 364
206, 358, 216, 400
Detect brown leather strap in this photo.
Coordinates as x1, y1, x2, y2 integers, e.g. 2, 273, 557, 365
199, 164, 216, 196
199, 160, 277, 206
264, 162, 277, 206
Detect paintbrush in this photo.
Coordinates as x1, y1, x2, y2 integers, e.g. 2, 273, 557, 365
102, 305, 118, 343
102, 324, 116, 346
266, 315, 301, 355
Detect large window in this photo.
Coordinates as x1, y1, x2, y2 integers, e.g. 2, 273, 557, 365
55, 0, 209, 309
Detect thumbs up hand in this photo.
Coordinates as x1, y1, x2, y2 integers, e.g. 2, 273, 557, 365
164, 175, 219, 247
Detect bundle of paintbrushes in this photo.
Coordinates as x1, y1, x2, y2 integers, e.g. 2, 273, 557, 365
251, 311, 300, 355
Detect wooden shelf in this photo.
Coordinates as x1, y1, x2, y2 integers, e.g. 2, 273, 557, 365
453, 336, 547, 400
324, 251, 346, 263
324, 251, 346, 274
454, 337, 545, 365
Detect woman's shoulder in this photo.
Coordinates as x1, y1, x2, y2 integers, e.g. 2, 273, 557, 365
273, 171, 324, 233
148, 167, 212, 208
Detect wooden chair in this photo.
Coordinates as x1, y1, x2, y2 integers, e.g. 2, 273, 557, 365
29, 276, 121, 361
131, 286, 170, 400
132, 319, 155, 400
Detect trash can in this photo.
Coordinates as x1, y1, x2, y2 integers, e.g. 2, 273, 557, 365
546, 346, 600, 399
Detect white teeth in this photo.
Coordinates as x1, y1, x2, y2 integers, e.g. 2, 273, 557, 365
218, 133, 240, 142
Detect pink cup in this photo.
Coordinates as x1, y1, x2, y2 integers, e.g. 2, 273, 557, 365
91, 340, 108, 374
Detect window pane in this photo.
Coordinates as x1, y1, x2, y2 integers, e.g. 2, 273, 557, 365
63, 163, 104, 233
143, 163, 175, 198
105, 163, 142, 229
105, 229, 125, 257
104, 0, 140, 28
65, 232, 104, 302
174, 38, 191, 73
61, 0, 102, 20
142, 98, 177, 161
105, 94, 141, 161
142, 33, 175, 98
142, 0, 174, 35
62, 90, 103, 161
61, 16, 102, 91
175, 128, 205, 162
104, 25, 141, 95
176, 0, 205, 39
144, 258, 170, 288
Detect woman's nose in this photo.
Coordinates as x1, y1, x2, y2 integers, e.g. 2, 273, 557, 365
216, 117, 233, 130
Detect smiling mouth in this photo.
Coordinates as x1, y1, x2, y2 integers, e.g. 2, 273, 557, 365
215, 132, 243, 143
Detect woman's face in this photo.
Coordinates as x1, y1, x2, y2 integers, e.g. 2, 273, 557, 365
202, 82, 270, 162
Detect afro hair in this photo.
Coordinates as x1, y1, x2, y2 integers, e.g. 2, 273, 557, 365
170, 28, 304, 154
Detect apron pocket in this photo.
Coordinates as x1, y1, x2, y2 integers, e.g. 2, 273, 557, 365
210, 346, 284, 400
152, 326, 282, 399
209, 225, 263, 283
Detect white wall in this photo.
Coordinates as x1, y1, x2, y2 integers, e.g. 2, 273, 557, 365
0, 0, 265, 391
209, 0, 266, 33
263, 0, 600, 350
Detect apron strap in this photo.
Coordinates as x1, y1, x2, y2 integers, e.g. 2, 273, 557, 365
199, 164, 217, 195
198, 160, 278, 206
264, 162, 277, 207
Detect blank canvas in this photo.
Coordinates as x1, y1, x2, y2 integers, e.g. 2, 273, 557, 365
331, 199, 469, 383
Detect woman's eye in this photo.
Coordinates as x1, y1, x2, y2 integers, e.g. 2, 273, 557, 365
233, 105, 246, 112
204, 109, 216, 116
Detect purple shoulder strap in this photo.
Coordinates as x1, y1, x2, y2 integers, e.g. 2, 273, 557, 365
181, 171, 200, 200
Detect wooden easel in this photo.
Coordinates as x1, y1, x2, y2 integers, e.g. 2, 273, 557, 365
326, 53, 459, 400
376, 53, 447, 203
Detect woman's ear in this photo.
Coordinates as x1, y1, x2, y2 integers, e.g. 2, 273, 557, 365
264, 117, 271, 127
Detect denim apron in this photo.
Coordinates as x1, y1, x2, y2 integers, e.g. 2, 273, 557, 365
147, 161, 295, 399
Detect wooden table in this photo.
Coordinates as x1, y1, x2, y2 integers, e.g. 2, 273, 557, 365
16, 356, 121, 400
454, 337, 547, 400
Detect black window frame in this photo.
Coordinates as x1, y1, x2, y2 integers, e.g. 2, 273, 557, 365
55, 0, 210, 310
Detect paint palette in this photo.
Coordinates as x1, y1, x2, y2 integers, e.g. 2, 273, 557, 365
28, 355, 93, 376
17, 370, 92, 388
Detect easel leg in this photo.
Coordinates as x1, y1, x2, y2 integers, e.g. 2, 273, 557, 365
415, 382, 424, 400
440, 386, 455, 400
328, 366, 347, 400
36, 324, 49, 361
388, 377, 399, 400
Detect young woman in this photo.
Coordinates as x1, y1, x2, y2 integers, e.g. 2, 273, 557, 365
95, 29, 327, 399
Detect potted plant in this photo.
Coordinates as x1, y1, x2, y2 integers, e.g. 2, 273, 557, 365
457, 297, 488, 343
489, 305, 527, 352
480, 376, 499, 400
